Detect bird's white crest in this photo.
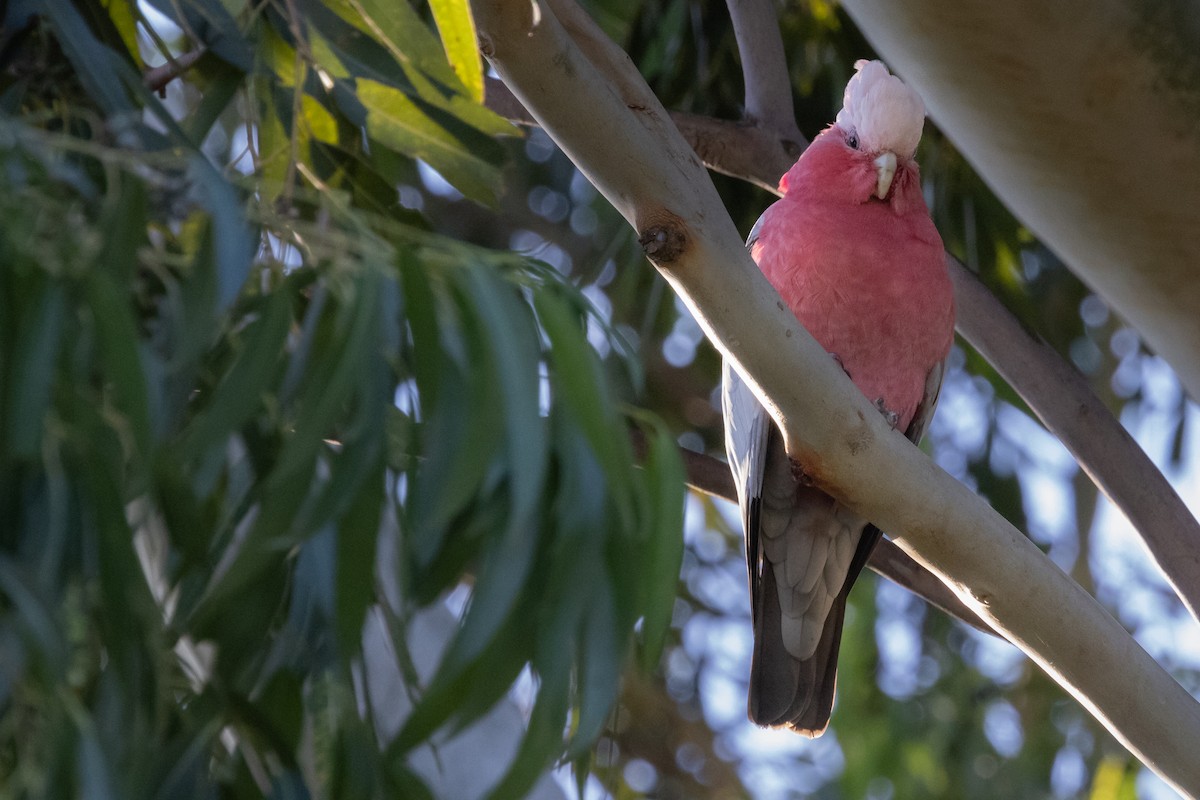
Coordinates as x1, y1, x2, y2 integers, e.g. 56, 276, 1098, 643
835, 60, 926, 159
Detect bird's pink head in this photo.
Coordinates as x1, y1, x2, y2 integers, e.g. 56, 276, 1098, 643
779, 60, 927, 207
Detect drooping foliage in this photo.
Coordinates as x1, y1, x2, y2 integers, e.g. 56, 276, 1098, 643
0, 1, 683, 796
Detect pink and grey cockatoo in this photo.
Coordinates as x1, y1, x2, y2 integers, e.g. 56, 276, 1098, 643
721, 60, 955, 736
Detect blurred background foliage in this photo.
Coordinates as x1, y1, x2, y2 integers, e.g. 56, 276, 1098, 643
0, 0, 1194, 799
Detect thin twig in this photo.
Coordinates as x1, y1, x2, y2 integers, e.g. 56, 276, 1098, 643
143, 47, 206, 94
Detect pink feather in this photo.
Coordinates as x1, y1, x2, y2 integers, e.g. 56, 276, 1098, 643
755, 125, 953, 430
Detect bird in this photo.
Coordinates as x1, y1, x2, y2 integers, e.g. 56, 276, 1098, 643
721, 60, 956, 737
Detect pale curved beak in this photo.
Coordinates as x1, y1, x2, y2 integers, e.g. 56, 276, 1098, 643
873, 151, 897, 199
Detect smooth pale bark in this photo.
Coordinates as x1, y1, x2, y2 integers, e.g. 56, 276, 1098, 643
724, 0, 801, 139
471, 0, 1200, 794
841, 0, 1200, 401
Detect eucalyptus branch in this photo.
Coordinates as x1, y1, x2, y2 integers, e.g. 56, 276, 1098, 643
485, 78, 794, 192
724, 0, 800, 140
471, 0, 1200, 793
949, 266, 1200, 623
486, 51, 1200, 628
487, 59, 1200, 631
676, 114, 1200, 626
648, 435, 995, 635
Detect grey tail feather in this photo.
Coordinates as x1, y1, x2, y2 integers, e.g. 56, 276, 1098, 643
747, 525, 883, 736
747, 565, 845, 736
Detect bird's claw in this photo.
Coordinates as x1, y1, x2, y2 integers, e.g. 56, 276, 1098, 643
831, 352, 850, 378
788, 457, 815, 486
875, 397, 900, 429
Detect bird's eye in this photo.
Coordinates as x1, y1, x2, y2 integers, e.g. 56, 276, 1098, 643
846, 132, 859, 149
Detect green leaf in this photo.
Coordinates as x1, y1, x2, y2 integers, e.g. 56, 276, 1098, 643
405, 286, 503, 574
427, 0, 484, 102
394, 58, 514, 140
87, 271, 153, 456
4, 283, 64, 459
102, 0, 142, 68
0, 556, 69, 670
178, 289, 293, 466
183, 59, 243, 144
484, 597, 575, 800
353, 78, 501, 204
334, 454, 384, 656
42, 0, 136, 115
534, 292, 635, 528
569, 585, 621, 756
1088, 757, 1139, 800
384, 763, 434, 800
76, 722, 120, 800
634, 417, 685, 670
255, 671, 306, 757
392, 604, 530, 753
324, 0, 462, 89
186, 156, 254, 313
461, 267, 546, 548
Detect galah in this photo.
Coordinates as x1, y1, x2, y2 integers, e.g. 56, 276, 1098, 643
722, 60, 955, 737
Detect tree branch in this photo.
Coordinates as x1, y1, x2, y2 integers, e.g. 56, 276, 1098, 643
652, 436, 996, 636
485, 78, 794, 192
484, 33, 1200, 629
724, 0, 800, 141
949, 266, 1200, 623
143, 47, 205, 94
668, 111, 796, 192
471, 0, 1200, 793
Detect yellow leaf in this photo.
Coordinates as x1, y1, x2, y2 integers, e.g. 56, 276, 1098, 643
103, 0, 143, 68
427, 0, 485, 103
301, 95, 339, 145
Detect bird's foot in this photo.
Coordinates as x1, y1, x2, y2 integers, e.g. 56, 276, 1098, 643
875, 397, 900, 429
831, 352, 850, 378
788, 457, 815, 486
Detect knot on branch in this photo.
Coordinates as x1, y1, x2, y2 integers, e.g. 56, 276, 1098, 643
637, 215, 687, 263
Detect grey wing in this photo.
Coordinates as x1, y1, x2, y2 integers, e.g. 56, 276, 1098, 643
721, 213, 772, 601
904, 356, 948, 445
721, 359, 772, 604
852, 356, 950, 583
746, 213, 766, 252
722, 354, 868, 733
